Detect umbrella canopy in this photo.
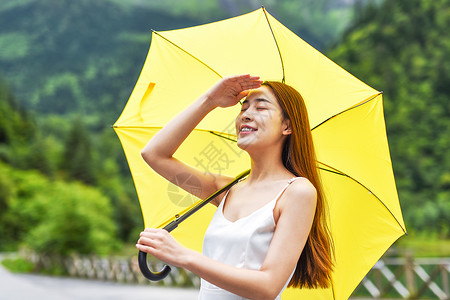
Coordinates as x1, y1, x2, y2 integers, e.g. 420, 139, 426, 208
114, 7, 406, 300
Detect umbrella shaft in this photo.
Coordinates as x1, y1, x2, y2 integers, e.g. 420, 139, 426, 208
162, 169, 250, 233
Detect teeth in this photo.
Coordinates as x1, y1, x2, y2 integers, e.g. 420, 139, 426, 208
241, 127, 255, 132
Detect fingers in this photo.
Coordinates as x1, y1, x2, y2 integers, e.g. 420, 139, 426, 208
240, 78, 263, 89
136, 243, 156, 254
143, 228, 166, 234
137, 229, 166, 248
206, 74, 262, 108
228, 74, 260, 81
236, 90, 250, 102
139, 228, 168, 240
136, 228, 185, 267
240, 76, 262, 92
227, 74, 263, 90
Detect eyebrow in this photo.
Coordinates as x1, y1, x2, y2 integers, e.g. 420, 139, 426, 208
242, 98, 271, 105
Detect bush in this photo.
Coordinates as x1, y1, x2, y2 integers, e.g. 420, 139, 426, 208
25, 180, 120, 255
0, 162, 121, 255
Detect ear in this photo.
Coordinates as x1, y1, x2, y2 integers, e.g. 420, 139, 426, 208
282, 119, 292, 136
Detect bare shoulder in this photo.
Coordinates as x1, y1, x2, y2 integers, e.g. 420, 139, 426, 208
274, 177, 317, 224
278, 178, 317, 211
287, 178, 316, 201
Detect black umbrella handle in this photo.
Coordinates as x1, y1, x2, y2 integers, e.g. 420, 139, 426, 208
137, 169, 250, 281
138, 250, 171, 281
137, 220, 178, 281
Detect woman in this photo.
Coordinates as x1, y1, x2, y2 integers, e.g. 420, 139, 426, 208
137, 74, 334, 299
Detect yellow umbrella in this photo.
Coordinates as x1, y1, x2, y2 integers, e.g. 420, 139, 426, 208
113, 7, 406, 299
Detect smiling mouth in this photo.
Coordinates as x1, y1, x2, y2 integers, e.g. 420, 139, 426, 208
241, 128, 256, 132
239, 126, 257, 135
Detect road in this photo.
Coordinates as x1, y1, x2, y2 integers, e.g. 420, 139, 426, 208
0, 255, 199, 300
0, 255, 380, 300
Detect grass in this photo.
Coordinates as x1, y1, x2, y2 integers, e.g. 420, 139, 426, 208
1, 257, 34, 273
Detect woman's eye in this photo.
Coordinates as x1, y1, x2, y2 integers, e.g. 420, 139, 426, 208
256, 106, 267, 110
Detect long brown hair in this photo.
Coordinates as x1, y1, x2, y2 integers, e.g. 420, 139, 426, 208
263, 81, 334, 288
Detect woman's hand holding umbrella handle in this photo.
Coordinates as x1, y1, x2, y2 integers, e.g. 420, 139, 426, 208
204, 74, 262, 108
135, 170, 249, 282
136, 228, 193, 281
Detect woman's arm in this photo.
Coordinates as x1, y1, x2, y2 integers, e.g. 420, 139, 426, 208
136, 179, 317, 299
141, 75, 262, 202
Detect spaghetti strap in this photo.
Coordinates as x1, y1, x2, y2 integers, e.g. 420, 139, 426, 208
201, 176, 303, 299
220, 176, 303, 212
274, 177, 304, 205
288, 176, 303, 184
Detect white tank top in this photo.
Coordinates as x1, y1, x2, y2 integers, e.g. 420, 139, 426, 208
199, 177, 302, 300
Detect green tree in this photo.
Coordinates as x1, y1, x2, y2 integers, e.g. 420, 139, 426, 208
92, 127, 143, 242
24, 181, 119, 255
0, 76, 56, 176
328, 0, 450, 236
0, 162, 119, 254
0, 167, 15, 250
0, 78, 35, 165
0, 163, 52, 249
61, 117, 97, 185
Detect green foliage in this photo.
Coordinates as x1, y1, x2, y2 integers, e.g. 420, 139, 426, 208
0, 0, 447, 257
271, 0, 354, 49
0, 165, 47, 248
0, 78, 58, 177
0, 33, 30, 60
0, 79, 33, 145
137, 0, 224, 21
1, 257, 34, 273
0, 78, 49, 172
0, 0, 359, 122
396, 233, 450, 257
0, 74, 143, 250
0, 0, 35, 12
95, 154, 142, 242
24, 181, 119, 255
0, 162, 120, 255
0, 0, 199, 123
61, 117, 97, 185
140, 0, 357, 49
328, 0, 450, 237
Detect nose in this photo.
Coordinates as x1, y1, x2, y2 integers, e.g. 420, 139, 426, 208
241, 108, 254, 122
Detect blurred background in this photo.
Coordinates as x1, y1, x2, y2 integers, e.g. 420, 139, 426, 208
0, 0, 448, 299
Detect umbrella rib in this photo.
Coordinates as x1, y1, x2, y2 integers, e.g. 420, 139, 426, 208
116, 126, 407, 234
262, 6, 285, 83
209, 131, 237, 142
151, 30, 223, 79
207, 130, 406, 235
112, 125, 163, 129
318, 162, 407, 234
114, 126, 240, 142
311, 92, 382, 131
113, 125, 237, 140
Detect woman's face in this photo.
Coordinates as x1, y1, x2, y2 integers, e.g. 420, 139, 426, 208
235, 86, 291, 151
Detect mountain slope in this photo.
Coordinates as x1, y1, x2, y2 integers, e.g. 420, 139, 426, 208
0, 0, 197, 122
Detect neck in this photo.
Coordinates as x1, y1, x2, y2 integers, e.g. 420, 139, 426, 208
245, 145, 291, 184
